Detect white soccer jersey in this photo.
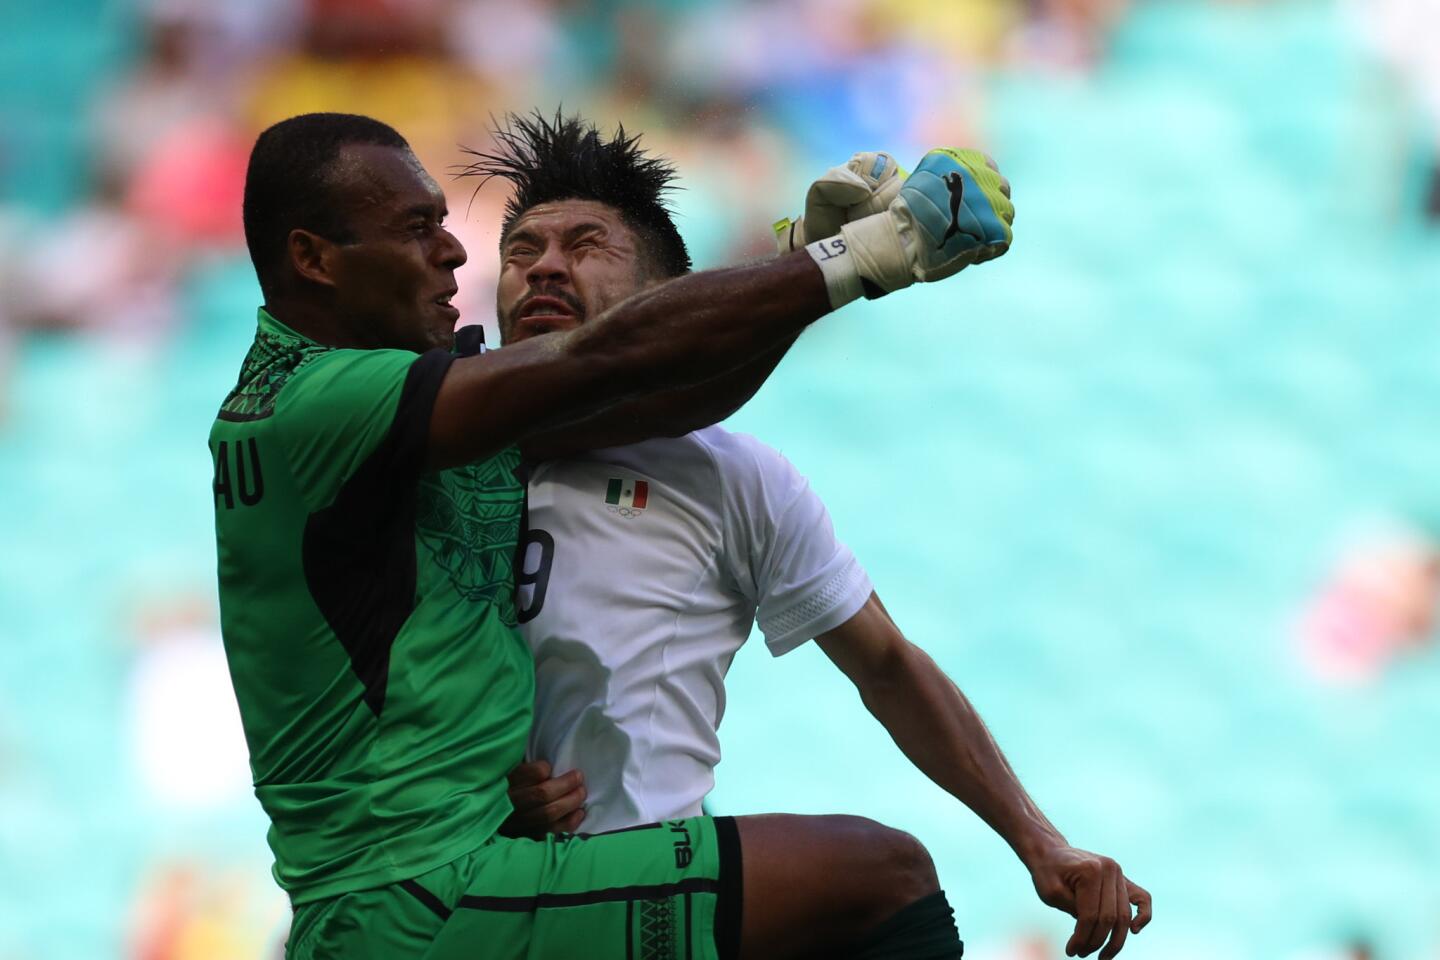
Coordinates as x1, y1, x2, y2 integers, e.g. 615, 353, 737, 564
519, 426, 873, 833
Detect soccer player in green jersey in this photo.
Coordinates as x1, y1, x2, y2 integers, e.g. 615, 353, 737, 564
212, 111, 1022, 959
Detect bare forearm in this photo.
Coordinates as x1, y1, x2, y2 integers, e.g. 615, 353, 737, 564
562, 252, 826, 400
656, 338, 793, 430
429, 253, 827, 469
822, 602, 1151, 954
519, 340, 794, 459
859, 644, 1066, 867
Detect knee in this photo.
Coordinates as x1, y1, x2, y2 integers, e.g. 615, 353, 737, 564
878, 823, 940, 907
844, 817, 939, 915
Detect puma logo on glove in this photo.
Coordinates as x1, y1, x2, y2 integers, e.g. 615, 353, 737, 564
937, 172, 966, 251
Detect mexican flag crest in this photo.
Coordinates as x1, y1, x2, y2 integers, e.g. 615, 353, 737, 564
605, 478, 649, 510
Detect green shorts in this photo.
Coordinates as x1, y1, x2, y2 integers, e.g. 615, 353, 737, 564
287, 816, 741, 960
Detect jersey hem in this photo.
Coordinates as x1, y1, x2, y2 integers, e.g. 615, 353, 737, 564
714, 815, 743, 960
282, 824, 502, 906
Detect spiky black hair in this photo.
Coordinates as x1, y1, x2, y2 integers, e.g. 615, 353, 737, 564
457, 110, 692, 277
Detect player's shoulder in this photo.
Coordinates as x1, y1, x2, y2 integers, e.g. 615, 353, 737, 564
274, 346, 425, 421
685, 427, 820, 532
690, 425, 774, 465
542, 429, 804, 510
288, 344, 419, 388
570, 429, 721, 499
215, 323, 332, 425
689, 426, 804, 485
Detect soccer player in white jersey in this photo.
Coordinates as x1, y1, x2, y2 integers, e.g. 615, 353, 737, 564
462, 112, 1151, 960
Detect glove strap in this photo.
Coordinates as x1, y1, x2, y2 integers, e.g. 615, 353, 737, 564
773, 216, 800, 253
804, 236, 864, 309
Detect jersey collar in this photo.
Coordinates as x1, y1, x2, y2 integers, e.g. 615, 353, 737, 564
256, 307, 318, 345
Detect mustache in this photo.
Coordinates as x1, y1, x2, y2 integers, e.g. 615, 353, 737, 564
509, 287, 586, 326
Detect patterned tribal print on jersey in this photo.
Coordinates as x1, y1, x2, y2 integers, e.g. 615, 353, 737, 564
218, 326, 328, 422
417, 448, 525, 624
634, 895, 686, 959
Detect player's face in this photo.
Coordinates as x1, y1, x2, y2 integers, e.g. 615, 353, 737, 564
495, 200, 653, 345
324, 144, 468, 352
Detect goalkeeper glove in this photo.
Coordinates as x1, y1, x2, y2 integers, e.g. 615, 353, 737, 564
804, 148, 1014, 309
774, 151, 905, 255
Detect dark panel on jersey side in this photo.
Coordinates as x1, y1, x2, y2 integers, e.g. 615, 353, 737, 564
302, 348, 455, 716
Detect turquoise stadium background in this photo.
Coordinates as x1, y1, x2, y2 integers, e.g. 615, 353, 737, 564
1, 0, 1438, 957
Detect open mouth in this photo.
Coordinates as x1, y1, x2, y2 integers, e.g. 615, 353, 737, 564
520, 296, 576, 321
433, 289, 460, 322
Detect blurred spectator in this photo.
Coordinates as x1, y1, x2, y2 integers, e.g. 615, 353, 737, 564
126, 116, 250, 250
128, 860, 282, 960
1345, 938, 1376, 960
872, 0, 1019, 64
1350, 0, 1440, 222
14, 183, 182, 340
1296, 520, 1440, 686
244, 0, 492, 173
125, 594, 251, 813
1295, 936, 1381, 960
992, 931, 1060, 959
842, 22, 984, 155
1005, 0, 1132, 73
90, 7, 243, 194
664, 0, 852, 101
666, 0, 982, 159
444, 0, 579, 96
655, 97, 796, 263
141, 0, 302, 75
0, 208, 28, 422
121, 590, 291, 960
89, 3, 252, 262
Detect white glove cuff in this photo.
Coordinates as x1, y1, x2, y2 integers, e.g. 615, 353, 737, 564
804, 237, 865, 309
839, 210, 914, 294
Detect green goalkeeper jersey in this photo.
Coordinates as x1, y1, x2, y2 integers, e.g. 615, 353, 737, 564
209, 309, 531, 905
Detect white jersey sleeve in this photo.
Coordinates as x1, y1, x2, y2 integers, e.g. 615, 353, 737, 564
702, 431, 874, 656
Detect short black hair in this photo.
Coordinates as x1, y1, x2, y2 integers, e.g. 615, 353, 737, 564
242, 112, 410, 300
457, 110, 691, 278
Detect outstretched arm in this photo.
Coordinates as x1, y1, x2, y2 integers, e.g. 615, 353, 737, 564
517, 341, 793, 460
432, 147, 1016, 470
428, 252, 824, 470
816, 593, 1153, 960
515, 148, 910, 460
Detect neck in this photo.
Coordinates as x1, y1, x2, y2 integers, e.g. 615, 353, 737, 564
265, 296, 373, 349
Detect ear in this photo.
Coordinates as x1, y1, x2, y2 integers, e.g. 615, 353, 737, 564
287, 228, 341, 289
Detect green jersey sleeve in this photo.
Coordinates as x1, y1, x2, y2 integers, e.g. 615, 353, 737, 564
275, 347, 454, 511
